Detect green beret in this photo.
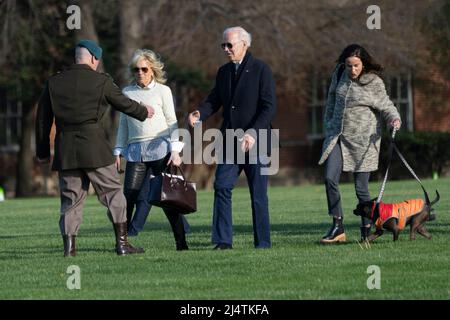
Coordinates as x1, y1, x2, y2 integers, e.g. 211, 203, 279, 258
76, 39, 103, 60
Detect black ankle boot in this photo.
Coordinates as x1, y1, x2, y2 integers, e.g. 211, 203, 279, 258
175, 230, 188, 251
320, 217, 346, 244
165, 212, 188, 251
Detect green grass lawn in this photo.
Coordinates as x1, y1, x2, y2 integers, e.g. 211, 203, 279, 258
0, 178, 449, 300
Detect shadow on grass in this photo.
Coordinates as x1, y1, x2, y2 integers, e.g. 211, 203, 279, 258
2, 219, 444, 240
1, 219, 446, 242
0, 247, 111, 258
0, 219, 446, 257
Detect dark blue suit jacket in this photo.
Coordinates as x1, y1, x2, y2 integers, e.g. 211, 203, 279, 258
198, 52, 277, 155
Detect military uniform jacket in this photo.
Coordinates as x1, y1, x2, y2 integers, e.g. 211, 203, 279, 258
36, 64, 148, 171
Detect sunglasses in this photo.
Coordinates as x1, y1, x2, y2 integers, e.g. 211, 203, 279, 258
220, 41, 242, 50
133, 67, 149, 73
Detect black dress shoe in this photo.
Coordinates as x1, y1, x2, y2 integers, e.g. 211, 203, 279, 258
176, 242, 189, 251
213, 243, 232, 250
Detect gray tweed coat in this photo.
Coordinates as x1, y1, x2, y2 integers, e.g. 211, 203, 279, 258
318, 64, 401, 172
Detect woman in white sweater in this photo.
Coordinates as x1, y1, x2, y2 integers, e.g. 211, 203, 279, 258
114, 49, 188, 250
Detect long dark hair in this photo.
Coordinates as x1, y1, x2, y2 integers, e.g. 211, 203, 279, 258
337, 44, 383, 75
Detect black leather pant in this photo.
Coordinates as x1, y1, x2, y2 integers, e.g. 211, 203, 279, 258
123, 154, 188, 248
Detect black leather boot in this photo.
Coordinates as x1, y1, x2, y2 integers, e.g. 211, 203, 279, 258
165, 211, 189, 251
63, 235, 76, 257
113, 223, 145, 255
320, 217, 346, 244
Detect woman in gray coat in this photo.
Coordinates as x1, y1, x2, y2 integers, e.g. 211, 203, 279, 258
318, 44, 401, 244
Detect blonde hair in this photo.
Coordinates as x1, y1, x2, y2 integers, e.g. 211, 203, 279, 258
128, 49, 167, 84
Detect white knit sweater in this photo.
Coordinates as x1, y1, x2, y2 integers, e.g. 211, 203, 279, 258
114, 81, 184, 153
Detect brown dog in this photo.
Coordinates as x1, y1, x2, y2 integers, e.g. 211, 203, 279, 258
353, 190, 440, 241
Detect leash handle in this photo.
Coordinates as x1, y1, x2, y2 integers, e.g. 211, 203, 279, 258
376, 128, 396, 204
377, 127, 429, 205
391, 127, 397, 140
376, 148, 392, 203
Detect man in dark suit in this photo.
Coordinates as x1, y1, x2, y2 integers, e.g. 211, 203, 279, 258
36, 39, 155, 257
188, 26, 277, 249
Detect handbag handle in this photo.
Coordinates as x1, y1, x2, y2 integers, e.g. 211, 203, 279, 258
166, 164, 187, 186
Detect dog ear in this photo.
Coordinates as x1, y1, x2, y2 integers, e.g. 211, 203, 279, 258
363, 205, 372, 216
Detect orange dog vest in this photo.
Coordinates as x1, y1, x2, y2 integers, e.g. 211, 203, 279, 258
373, 199, 425, 230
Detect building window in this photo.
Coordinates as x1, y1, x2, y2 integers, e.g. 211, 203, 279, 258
384, 72, 413, 132
307, 74, 330, 138
0, 88, 22, 151
307, 71, 413, 139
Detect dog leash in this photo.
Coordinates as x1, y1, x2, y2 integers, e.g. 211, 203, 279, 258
376, 128, 430, 205
392, 142, 430, 204
376, 128, 397, 204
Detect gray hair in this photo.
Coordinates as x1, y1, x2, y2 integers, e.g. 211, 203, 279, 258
128, 49, 167, 84
223, 26, 252, 47
74, 46, 92, 63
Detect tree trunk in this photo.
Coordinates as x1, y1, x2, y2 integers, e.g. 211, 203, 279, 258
69, 0, 124, 144
15, 103, 34, 197
118, 0, 143, 87
71, 0, 104, 72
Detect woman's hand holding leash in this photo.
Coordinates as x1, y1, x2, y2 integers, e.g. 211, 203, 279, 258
390, 119, 401, 130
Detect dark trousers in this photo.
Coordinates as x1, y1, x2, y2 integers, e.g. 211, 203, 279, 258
212, 160, 270, 248
324, 142, 372, 226
123, 155, 189, 245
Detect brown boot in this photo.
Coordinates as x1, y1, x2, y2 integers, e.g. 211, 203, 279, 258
63, 235, 76, 257
113, 222, 145, 255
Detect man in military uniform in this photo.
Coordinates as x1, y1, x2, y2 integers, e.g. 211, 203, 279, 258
36, 39, 155, 257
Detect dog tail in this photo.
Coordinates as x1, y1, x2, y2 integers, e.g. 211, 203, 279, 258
430, 190, 440, 207
426, 190, 440, 222
422, 185, 431, 207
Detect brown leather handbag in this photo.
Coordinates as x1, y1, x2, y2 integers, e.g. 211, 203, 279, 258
148, 164, 197, 214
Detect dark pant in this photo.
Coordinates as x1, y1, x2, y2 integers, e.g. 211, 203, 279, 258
324, 142, 372, 226
123, 155, 189, 245
212, 160, 270, 248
